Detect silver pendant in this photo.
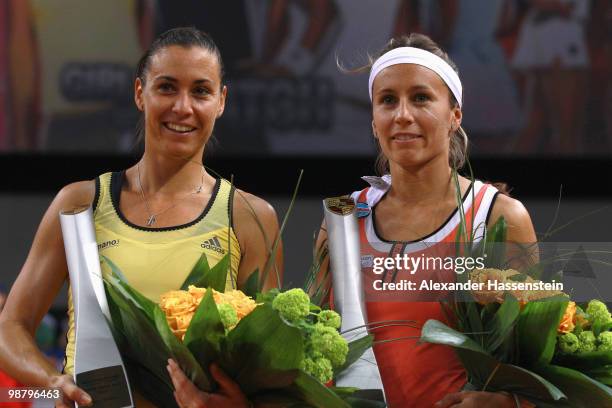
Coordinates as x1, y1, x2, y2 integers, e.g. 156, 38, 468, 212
146, 215, 156, 226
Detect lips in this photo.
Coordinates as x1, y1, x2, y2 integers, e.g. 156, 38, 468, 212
164, 122, 197, 133
392, 133, 421, 141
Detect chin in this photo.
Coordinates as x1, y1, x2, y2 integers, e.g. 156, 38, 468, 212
160, 143, 202, 159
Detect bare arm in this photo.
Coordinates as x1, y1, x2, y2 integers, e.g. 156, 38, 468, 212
487, 193, 539, 270
310, 221, 332, 306
232, 191, 283, 292
0, 181, 95, 405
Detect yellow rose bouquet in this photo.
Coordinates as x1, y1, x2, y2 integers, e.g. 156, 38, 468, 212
160, 287, 257, 340
103, 253, 381, 408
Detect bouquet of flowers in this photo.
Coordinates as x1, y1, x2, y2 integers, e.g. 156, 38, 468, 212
103, 253, 383, 407
419, 212, 612, 407
553, 300, 612, 386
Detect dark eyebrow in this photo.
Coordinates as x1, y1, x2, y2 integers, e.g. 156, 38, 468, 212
154, 75, 213, 85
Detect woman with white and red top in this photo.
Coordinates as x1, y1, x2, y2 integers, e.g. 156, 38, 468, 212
317, 33, 538, 408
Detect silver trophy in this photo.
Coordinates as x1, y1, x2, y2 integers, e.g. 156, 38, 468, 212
323, 197, 384, 396
60, 206, 133, 408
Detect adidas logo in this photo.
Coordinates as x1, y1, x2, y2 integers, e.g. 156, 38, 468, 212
201, 236, 225, 254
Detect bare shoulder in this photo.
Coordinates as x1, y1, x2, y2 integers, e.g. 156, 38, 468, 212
232, 188, 278, 226
231, 188, 283, 289
54, 180, 96, 210
488, 193, 536, 242
488, 194, 530, 227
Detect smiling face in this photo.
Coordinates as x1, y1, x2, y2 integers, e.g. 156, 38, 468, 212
134, 45, 226, 159
371, 63, 461, 171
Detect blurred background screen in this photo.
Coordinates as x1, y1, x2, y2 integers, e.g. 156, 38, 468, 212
1, 0, 609, 157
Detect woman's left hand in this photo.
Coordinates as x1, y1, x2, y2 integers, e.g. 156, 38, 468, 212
167, 359, 251, 408
435, 391, 516, 408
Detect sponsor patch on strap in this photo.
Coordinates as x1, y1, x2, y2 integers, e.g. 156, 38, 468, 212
357, 202, 371, 218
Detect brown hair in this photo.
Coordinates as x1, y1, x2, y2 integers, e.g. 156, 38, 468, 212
345, 33, 468, 174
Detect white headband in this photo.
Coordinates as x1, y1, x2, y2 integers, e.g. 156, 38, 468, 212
368, 47, 462, 107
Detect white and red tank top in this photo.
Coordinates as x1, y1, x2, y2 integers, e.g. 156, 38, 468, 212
350, 175, 499, 407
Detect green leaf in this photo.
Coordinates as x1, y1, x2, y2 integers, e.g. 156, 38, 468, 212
457, 348, 567, 401
582, 365, 612, 386
256, 288, 280, 304
243, 268, 260, 298
123, 359, 179, 408
421, 319, 490, 355
207, 253, 231, 291
486, 216, 507, 243
421, 319, 493, 386
482, 217, 507, 268
104, 282, 174, 392
152, 307, 211, 391
554, 350, 612, 371
465, 302, 486, 347
517, 297, 568, 368
593, 320, 612, 337
116, 277, 158, 320
421, 320, 566, 401
330, 388, 386, 408
182, 253, 230, 292
334, 335, 374, 377
221, 304, 304, 394
290, 371, 350, 408
485, 293, 520, 354
536, 364, 612, 408
181, 253, 211, 290
183, 288, 225, 387
342, 396, 387, 408
100, 255, 129, 282
105, 282, 127, 347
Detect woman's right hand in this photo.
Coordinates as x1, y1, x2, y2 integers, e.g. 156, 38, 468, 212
50, 374, 92, 408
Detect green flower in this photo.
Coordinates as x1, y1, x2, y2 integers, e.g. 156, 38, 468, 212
318, 310, 341, 329
217, 303, 238, 332
309, 323, 348, 367
586, 300, 611, 326
578, 331, 597, 353
272, 288, 311, 322
558, 332, 579, 354
300, 356, 333, 383
597, 331, 612, 352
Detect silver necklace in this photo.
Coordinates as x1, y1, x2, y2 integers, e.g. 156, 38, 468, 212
136, 162, 205, 226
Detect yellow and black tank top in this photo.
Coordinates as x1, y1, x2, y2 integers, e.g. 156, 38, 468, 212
64, 171, 241, 377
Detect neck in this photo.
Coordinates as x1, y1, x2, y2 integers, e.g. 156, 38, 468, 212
133, 151, 213, 196
387, 155, 456, 205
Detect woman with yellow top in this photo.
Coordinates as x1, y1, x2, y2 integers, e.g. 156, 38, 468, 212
0, 27, 281, 408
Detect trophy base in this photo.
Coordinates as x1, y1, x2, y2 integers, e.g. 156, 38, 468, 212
76, 365, 132, 407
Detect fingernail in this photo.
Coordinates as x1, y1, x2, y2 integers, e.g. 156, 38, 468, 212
83, 394, 92, 405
